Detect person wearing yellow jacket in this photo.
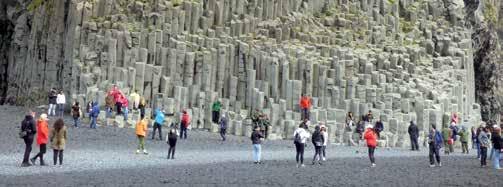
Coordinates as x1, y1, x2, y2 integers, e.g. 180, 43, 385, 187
135, 115, 149, 155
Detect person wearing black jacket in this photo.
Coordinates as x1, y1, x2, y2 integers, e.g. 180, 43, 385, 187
374, 119, 384, 138
251, 126, 264, 164
311, 126, 324, 165
491, 127, 502, 169
20, 112, 37, 167
408, 121, 420, 151
48, 89, 57, 116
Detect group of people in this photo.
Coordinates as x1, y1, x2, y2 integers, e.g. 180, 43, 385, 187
19, 112, 67, 167
472, 122, 503, 169
47, 88, 66, 117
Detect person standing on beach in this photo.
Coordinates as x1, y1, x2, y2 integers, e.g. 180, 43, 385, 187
364, 124, 377, 167
491, 126, 502, 169
180, 110, 190, 139
166, 128, 179, 159
20, 111, 37, 167
374, 119, 383, 138
442, 126, 453, 154
251, 126, 264, 164
219, 114, 228, 141
71, 102, 81, 128
130, 90, 141, 112
89, 102, 100, 129
311, 125, 324, 165
138, 97, 146, 118
56, 90, 66, 117
135, 115, 149, 155
152, 109, 165, 140
458, 126, 469, 154
50, 119, 67, 165
299, 94, 312, 120
212, 100, 222, 124
293, 124, 310, 167
428, 125, 443, 167
48, 88, 57, 116
408, 121, 420, 151
320, 124, 328, 161
30, 114, 49, 166
478, 126, 490, 167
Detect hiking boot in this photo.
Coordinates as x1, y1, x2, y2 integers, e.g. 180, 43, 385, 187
371, 163, 376, 167
429, 164, 435, 168
438, 162, 442, 167
143, 150, 149, 155
301, 164, 305, 167
30, 158, 36, 165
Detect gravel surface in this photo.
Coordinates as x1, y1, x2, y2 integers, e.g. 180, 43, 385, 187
1, 106, 502, 186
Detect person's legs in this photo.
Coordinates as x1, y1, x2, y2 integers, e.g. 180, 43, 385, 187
253, 144, 259, 163
295, 142, 300, 164
322, 146, 326, 160
410, 136, 415, 150
158, 125, 163, 140
152, 123, 158, 139
449, 143, 454, 153
59, 150, 63, 165
22, 137, 33, 164
39, 144, 46, 165
53, 149, 58, 165
444, 142, 449, 154
481, 147, 487, 166
171, 146, 176, 158
434, 147, 441, 164
477, 142, 481, 158
368, 147, 375, 164
137, 135, 143, 151
299, 143, 304, 164
492, 149, 500, 169
490, 147, 495, 159
429, 145, 435, 165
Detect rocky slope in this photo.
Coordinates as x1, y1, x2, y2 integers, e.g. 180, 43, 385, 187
0, 0, 499, 146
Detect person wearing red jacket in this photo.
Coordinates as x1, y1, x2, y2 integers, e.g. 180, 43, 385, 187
31, 114, 49, 166
364, 124, 378, 167
180, 110, 191, 139
299, 94, 312, 120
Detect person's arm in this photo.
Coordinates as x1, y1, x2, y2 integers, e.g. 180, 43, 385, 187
49, 129, 55, 142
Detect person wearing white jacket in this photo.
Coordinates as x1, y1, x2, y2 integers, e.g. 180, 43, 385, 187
56, 91, 66, 117
320, 124, 329, 161
293, 124, 311, 168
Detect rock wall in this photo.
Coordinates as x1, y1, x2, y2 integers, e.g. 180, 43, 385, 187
1, 0, 487, 147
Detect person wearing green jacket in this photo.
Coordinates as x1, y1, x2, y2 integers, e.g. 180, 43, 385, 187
442, 127, 453, 154
458, 127, 470, 154
212, 100, 222, 124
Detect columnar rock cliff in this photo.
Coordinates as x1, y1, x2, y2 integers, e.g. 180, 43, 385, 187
1, 0, 500, 146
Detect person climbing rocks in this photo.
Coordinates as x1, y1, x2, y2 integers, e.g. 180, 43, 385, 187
130, 90, 141, 111
212, 99, 222, 124
251, 126, 264, 164
20, 111, 37, 167
30, 114, 49, 166
166, 128, 179, 159
364, 124, 378, 167
48, 88, 57, 116
71, 102, 82, 128
408, 121, 420, 151
311, 125, 324, 165
293, 123, 310, 168
180, 110, 190, 139
135, 115, 149, 155
428, 124, 443, 167
219, 114, 228, 141
299, 94, 312, 120
50, 119, 67, 165
152, 109, 165, 140
138, 97, 146, 118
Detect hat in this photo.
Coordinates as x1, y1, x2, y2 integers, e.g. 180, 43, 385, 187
493, 125, 500, 129
40, 113, 48, 120
320, 124, 326, 129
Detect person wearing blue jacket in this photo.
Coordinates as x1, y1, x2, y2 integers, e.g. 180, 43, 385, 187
428, 124, 444, 167
152, 109, 165, 140
89, 102, 100, 129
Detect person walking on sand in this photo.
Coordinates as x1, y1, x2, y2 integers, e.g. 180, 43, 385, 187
442, 125, 453, 155
428, 124, 443, 167
56, 90, 66, 117
71, 102, 82, 128
311, 125, 324, 165
364, 124, 378, 167
491, 126, 502, 169
320, 124, 328, 161
152, 109, 165, 140
479, 126, 490, 167
219, 114, 228, 141
138, 97, 146, 118
89, 102, 100, 129
299, 94, 312, 120
471, 126, 478, 150
459, 126, 469, 154
135, 115, 149, 155
408, 121, 420, 151
251, 126, 264, 164
212, 100, 222, 124
20, 111, 37, 167
166, 128, 179, 159
50, 119, 67, 165
180, 110, 190, 139
293, 123, 310, 167
48, 88, 57, 116
30, 114, 49, 166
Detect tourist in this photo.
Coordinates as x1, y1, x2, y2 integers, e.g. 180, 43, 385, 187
356, 120, 365, 140
48, 88, 57, 116
20, 111, 37, 167
428, 124, 443, 167
135, 115, 148, 155
293, 123, 310, 167
449, 121, 459, 152
301, 118, 310, 130
89, 102, 100, 129
365, 110, 374, 123
105, 94, 114, 118
152, 109, 165, 140
299, 94, 311, 120
56, 90, 66, 117
408, 121, 420, 151
212, 99, 222, 123
491, 126, 502, 169
345, 112, 354, 131
259, 114, 270, 139
471, 126, 478, 149
138, 97, 146, 118
71, 102, 81, 128
458, 126, 469, 154
50, 119, 67, 165
120, 95, 129, 121
166, 128, 178, 159
30, 114, 49, 166
311, 125, 324, 165
374, 119, 383, 138
364, 124, 378, 167
478, 126, 490, 167
251, 109, 261, 127
251, 126, 264, 164
320, 124, 328, 161
130, 90, 141, 111
219, 114, 228, 141
180, 110, 190, 139
442, 125, 453, 154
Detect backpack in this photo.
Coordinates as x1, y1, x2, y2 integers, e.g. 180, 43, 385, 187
294, 132, 301, 144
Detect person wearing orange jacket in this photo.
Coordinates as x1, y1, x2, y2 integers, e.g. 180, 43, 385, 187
180, 110, 191, 139
30, 114, 49, 166
135, 115, 149, 155
299, 94, 312, 120
364, 124, 378, 167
